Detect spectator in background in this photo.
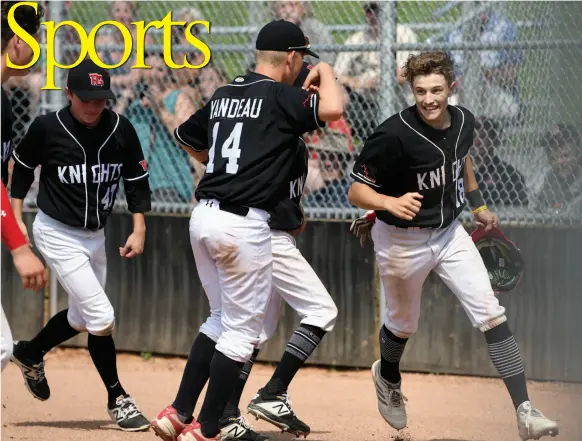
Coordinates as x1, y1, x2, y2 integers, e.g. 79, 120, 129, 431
534, 124, 582, 215
95, 1, 154, 96
472, 117, 528, 206
333, 1, 418, 141
304, 149, 355, 209
269, 1, 336, 65
114, 53, 201, 202
445, 6, 523, 124
171, 7, 227, 106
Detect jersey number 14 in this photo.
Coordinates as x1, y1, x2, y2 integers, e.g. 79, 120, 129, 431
206, 121, 242, 174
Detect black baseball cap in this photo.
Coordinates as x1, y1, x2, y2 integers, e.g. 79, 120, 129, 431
256, 20, 319, 59
67, 58, 115, 101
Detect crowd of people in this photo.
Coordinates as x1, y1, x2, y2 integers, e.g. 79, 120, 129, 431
3, 0, 580, 215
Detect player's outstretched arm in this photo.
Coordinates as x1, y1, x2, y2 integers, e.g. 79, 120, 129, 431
303, 62, 343, 122
464, 156, 498, 230
348, 183, 423, 221
1, 182, 46, 290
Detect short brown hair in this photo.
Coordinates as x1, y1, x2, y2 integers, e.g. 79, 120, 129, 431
403, 51, 455, 86
1, 1, 44, 53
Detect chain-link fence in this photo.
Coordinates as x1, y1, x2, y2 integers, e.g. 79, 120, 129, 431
6, 1, 582, 225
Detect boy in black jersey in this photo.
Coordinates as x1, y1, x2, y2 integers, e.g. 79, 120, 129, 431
348, 52, 558, 440
10, 59, 152, 432
151, 20, 343, 441
211, 63, 338, 441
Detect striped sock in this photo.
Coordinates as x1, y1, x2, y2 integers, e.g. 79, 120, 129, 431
379, 325, 408, 384
265, 324, 325, 395
485, 322, 529, 410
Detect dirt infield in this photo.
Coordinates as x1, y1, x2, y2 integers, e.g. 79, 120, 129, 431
2, 348, 581, 441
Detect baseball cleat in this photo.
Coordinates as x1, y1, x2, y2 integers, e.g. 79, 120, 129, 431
11, 341, 50, 401
107, 394, 151, 432
371, 359, 407, 430
178, 421, 221, 441
247, 388, 310, 437
219, 414, 270, 441
517, 401, 559, 440
152, 405, 189, 441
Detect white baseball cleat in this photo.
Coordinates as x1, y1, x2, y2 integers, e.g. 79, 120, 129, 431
371, 360, 407, 430
517, 401, 559, 440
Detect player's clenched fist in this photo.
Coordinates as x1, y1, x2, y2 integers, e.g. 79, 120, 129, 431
385, 192, 423, 221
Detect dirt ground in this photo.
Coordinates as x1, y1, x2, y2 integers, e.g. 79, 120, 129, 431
2, 348, 581, 441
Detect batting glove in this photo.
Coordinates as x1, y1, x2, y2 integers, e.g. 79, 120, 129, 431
350, 210, 377, 248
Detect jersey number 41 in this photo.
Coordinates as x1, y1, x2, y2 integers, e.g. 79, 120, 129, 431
206, 121, 242, 175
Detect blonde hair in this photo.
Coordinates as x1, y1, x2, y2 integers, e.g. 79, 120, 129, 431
256, 50, 288, 67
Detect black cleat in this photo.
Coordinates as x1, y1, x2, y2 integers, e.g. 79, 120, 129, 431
247, 389, 310, 437
11, 341, 50, 401
219, 414, 270, 441
108, 394, 151, 432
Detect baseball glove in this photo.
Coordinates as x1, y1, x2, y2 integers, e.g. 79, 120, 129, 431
350, 210, 376, 248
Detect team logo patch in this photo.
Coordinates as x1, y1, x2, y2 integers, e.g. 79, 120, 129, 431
88, 73, 104, 86
139, 160, 147, 171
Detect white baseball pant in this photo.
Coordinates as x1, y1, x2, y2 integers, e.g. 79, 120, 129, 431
258, 230, 337, 349
1, 306, 13, 371
32, 210, 114, 335
372, 218, 507, 338
191, 199, 273, 363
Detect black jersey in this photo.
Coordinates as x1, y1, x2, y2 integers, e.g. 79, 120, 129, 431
351, 105, 475, 229
11, 106, 151, 230
268, 139, 308, 231
175, 71, 323, 211
1, 87, 15, 187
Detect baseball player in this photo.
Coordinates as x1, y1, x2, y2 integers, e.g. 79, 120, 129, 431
215, 62, 338, 441
347, 51, 558, 441
9, 59, 152, 432
151, 20, 343, 441
1, 0, 47, 371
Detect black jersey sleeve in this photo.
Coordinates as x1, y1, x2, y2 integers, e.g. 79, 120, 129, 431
119, 117, 151, 213
350, 123, 402, 189
10, 117, 44, 199
274, 85, 324, 134
174, 102, 211, 152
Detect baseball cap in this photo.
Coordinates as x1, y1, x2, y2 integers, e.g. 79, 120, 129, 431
67, 58, 115, 101
256, 20, 319, 59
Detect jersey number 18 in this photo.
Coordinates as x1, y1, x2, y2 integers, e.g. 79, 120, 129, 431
206, 121, 242, 175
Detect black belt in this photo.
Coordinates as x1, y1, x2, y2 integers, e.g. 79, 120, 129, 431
219, 202, 249, 217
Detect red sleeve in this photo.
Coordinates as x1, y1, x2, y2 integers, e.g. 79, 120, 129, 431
1, 182, 27, 251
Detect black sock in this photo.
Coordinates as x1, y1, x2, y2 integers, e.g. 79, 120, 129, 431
223, 348, 260, 418
265, 324, 326, 396
172, 332, 216, 422
379, 325, 408, 384
87, 334, 126, 407
26, 309, 80, 362
198, 351, 244, 438
485, 322, 529, 410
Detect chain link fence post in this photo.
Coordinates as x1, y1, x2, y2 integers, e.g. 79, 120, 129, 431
379, 1, 397, 123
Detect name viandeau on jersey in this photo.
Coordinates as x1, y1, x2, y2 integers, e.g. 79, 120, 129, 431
209, 97, 264, 119
58, 163, 123, 185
